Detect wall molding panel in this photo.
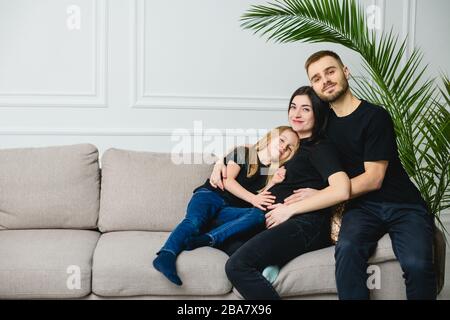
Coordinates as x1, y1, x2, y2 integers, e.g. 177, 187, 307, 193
130, 0, 287, 111
0, 0, 108, 108
402, 0, 417, 61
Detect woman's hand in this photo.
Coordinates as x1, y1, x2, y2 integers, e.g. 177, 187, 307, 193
271, 166, 286, 185
209, 161, 227, 190
265, 204, 293, 229
251, 191, 276, 211
283, 188, 319, 205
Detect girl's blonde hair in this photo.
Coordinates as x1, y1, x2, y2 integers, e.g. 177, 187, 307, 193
246, 126, 299, 188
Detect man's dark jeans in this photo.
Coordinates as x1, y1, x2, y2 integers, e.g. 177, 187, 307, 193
335, 199, 437, 300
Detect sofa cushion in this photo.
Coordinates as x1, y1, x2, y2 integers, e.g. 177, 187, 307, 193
0, 144, 100, 229
92, 231, 231, 297
0, 229, 100, 299
233, 234, 397, 298
98, 148, 215, 232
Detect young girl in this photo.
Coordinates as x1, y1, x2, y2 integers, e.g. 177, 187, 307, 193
153, 126, 299, 285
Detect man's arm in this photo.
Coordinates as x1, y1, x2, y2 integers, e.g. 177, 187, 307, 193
350, 108, 393, 198
349, 160, 388, 199
282, 160, 389, 205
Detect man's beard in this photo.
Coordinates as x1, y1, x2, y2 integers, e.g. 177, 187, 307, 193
317, 78, 349, 103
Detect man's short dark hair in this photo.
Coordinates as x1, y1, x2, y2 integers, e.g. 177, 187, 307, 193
305, 50, 345, 72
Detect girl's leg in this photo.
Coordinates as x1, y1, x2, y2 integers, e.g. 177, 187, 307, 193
153, 188, 225, 285
207, 207, 265, 246
185, 206, 265, 250
159, 188, 225, 255
225, 213, 331, 299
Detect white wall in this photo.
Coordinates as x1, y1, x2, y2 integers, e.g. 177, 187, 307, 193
0, 0, 449, 157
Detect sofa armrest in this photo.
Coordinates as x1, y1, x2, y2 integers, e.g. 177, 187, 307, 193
434, 227, 446, 294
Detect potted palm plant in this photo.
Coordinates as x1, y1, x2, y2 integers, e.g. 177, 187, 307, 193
240, 0, 449, 292
241, 0, 449, 228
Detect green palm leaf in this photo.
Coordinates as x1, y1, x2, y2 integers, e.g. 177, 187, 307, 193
241, 0, 450, 230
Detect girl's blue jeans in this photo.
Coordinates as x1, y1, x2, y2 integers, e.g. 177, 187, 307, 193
159, 188, 265, 256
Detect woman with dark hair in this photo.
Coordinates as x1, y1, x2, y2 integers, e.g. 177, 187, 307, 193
210, 86, 351, 299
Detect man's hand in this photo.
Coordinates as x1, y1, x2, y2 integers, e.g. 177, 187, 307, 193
209, 162, 227, 191
283, 188, 319, 205
265, 204, 292, 229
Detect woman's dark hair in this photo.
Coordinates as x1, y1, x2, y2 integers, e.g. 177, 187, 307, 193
288, 86, 329, 143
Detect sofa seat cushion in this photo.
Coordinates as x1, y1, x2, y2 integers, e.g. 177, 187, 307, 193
0, 229, 100, 299
233, 234, 397, 298
93, 231, 232, 297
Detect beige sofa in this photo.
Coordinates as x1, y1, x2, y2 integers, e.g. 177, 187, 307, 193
0, 144, 445, 299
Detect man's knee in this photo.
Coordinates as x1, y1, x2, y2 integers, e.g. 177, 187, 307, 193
335, 238, 356, 255
401, 258, 434, 277
335, 238, 370, 260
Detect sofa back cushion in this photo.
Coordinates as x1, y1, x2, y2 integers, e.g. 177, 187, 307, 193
0, 144, 100, 229
98, 148, 216, 232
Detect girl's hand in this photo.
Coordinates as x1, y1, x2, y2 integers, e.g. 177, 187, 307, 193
251, 191, 276, 211
209, 161, 226, 190
265, 204, 293, 229
271, 166, 286, 185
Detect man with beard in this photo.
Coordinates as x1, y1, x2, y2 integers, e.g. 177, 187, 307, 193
284, 50, 437, 299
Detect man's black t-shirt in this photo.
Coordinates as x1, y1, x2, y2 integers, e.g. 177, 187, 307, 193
267, 138, 343, 204
194, 146, 269, 208
326, 100, 425, 206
